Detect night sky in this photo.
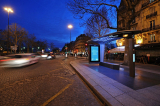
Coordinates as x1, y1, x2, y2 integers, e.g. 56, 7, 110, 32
0, 0, 85, 49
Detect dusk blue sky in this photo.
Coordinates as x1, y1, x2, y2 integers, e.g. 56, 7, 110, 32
0, 0, 86, 49
0, 0, 121, 49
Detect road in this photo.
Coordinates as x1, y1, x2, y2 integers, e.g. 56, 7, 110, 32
0, 55, 102, 106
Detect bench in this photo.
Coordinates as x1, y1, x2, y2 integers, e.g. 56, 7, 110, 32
99, 62, 120, 70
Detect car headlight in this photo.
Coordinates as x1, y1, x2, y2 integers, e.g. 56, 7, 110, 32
15, 59, 28, 64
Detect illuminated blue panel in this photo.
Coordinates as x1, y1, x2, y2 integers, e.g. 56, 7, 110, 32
91, 46, 99, 61
133, 54, 135, 62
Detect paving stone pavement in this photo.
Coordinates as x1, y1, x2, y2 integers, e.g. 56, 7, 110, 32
0, 58, 103, 106
70, 60, 160, 106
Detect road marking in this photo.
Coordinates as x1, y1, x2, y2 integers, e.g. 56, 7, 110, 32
41, 83, 72, 106
58, 76, 74, 82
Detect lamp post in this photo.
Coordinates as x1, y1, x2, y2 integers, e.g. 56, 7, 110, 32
4, 7, 13, 54
68, 24, 73, 54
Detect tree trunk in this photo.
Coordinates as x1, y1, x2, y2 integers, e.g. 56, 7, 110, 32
9, 42, 12, 53
19, 43, 21, 53
31, 46, 33, 53
27, 44, 29, 53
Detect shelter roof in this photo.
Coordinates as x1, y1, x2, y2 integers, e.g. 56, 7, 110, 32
87, 30, 141, 44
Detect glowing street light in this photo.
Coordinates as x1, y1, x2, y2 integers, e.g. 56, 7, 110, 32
4, 8, 13, 13
67, 24, 73, 54
4, 7, 13, 54
68, 24, 73, 43
68, 24, 73, 29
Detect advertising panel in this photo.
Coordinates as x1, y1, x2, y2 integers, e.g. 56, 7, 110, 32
90, 45, 100, 62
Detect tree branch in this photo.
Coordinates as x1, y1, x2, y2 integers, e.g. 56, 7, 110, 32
88, 3, 118, 11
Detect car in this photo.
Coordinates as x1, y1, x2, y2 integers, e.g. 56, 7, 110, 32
46, 53, 56, 59
0, 53, 40, 67
41, 53, 48, 58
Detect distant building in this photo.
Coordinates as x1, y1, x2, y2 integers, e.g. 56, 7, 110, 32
117, 0, 160, 63
74, 34, 91, 54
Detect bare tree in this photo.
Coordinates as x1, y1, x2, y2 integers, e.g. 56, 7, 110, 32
85, 6, 110, 37
1, 29, 14, 53
67, 0, 118, 29
29, 34, 37, 53
50, 42, 55, 51
18, 37, 24, 53
23, 34, 37, 53
67, 0, 140, 31
24, 35, 30, 53
41, 40, 48, 50
36, 40, 48, 52
9, 23, 27, 53
83, 28, 94, 38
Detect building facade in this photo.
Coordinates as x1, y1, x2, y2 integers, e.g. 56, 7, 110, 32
117, 0, 160, 63
74, 34, 91, 54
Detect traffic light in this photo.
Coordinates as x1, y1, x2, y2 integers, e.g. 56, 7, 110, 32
85, 43, 88, 47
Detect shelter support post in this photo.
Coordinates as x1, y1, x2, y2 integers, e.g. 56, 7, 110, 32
100, 43, 105, 62
129, 38, 135, 77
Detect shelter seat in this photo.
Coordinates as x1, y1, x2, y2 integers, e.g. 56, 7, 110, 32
99, 62, 119, 70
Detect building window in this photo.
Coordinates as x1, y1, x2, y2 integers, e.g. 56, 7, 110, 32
150, 0, 155, 3
150, 34, 155, 41
153, 20, 155, 29
150, 21, 152, 30
132, 17, 135, 23
149, 6, 155, 14
150, 20, 155, 30
132, 27, 136, 30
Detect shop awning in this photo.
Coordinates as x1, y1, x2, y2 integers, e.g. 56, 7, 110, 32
109, 46, 125, 53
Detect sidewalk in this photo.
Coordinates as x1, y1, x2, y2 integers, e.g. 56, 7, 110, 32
104, 59, 160, 74
70, 59, 160, 106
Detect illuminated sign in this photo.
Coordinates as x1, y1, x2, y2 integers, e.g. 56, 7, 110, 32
133, 54, 135, 62
90, 45, 100, 62
123, 34, 128, 37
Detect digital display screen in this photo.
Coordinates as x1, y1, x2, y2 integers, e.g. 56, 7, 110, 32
133, 54, 135, 62
91, 46, 99, 62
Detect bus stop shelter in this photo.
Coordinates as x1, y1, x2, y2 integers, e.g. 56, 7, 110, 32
87, 30, 141, 77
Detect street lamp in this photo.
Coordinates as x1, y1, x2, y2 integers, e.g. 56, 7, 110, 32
67, 24, 73, 54
68, 24, 73, 43
4, 7, 13, 54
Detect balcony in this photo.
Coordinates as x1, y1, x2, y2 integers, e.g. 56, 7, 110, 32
142, 0, 158, 8
146, 11, 157, 19
148, 40, 156, 43
142, 1, 149, 8
142, 25, 160, 32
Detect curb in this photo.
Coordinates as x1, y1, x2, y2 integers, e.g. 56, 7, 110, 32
70, 62, 111, 106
